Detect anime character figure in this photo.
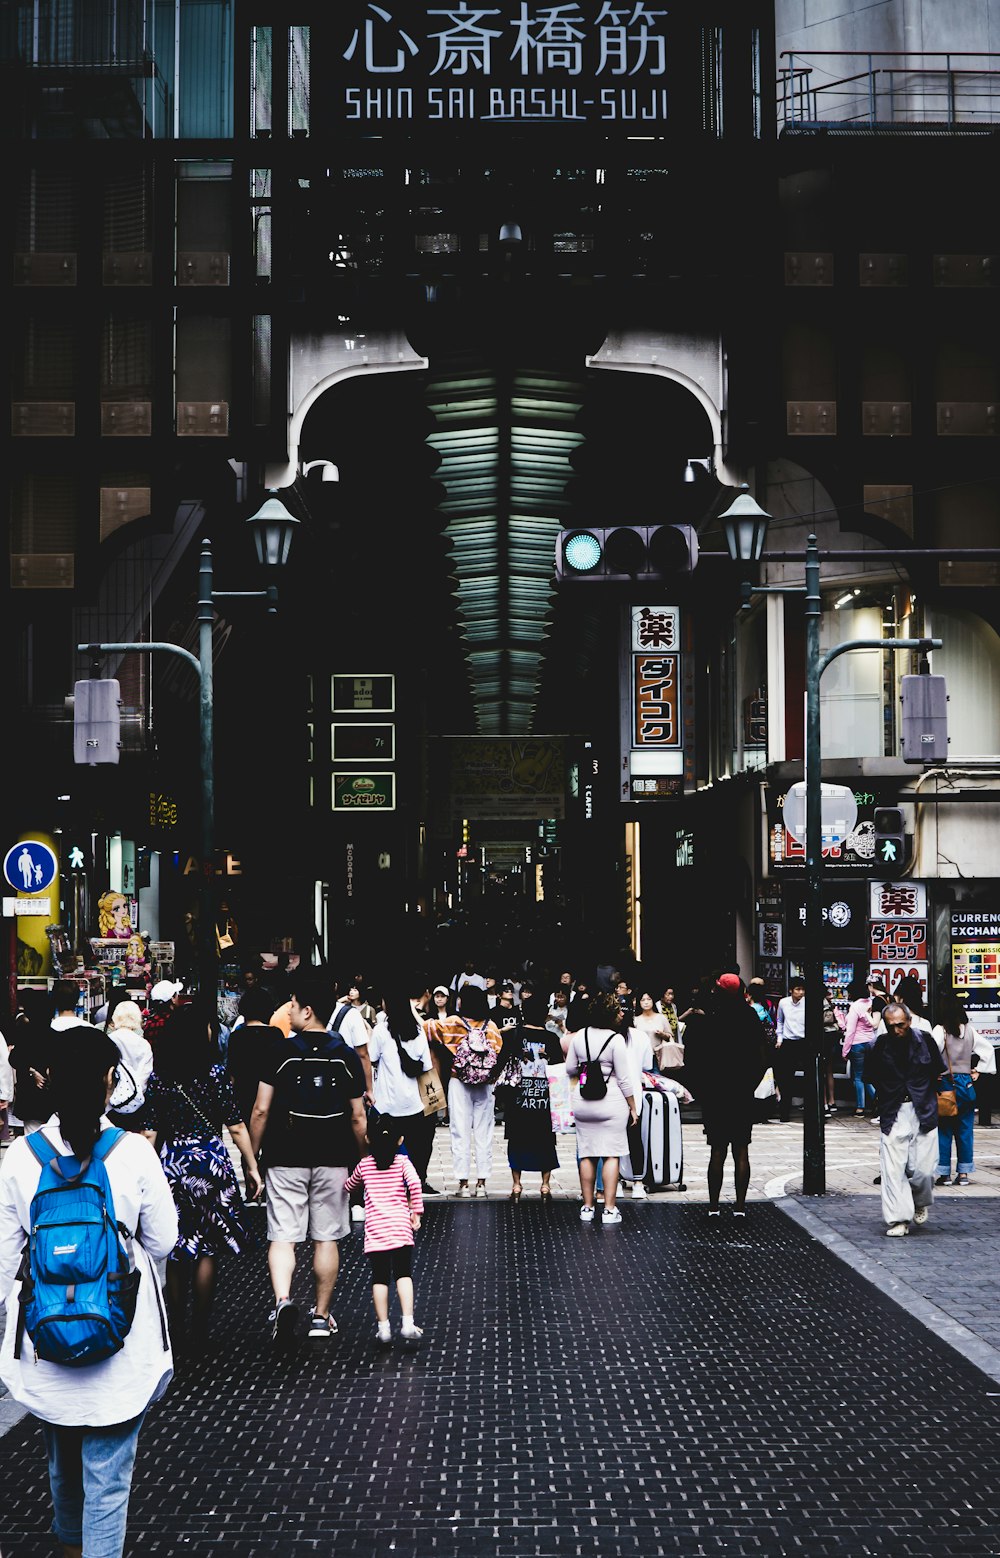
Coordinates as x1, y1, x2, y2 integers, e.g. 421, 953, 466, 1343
125, 931, 150, 975
97, 890, 133, 939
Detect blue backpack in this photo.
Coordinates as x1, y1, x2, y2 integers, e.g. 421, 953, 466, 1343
15, 1127, 142, 1368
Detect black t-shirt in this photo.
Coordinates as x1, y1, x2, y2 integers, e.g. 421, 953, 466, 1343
260, 1029, 365, 1168
228, 1023, 269, 1122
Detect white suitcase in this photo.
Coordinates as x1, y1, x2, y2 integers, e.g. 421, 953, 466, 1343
639, 1087, 685, 1189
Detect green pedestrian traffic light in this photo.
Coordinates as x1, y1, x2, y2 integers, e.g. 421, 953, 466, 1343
873, 807, 907, 875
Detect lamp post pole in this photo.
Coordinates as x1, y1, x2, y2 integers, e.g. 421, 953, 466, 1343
78, 494, 299, 999
198, 540, 217, 999
719, 491, 946, 1195
802, 534, 826, 1194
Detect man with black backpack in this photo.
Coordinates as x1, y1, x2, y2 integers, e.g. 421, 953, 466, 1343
249, 973, 367, 1348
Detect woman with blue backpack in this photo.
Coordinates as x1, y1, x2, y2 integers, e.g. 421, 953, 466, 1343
0, 1026, 179, 1558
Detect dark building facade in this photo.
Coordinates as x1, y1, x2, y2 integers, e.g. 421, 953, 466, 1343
3, 2, 1000, 1026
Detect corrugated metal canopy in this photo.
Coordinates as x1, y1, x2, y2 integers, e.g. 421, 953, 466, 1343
427, 365, 583, 734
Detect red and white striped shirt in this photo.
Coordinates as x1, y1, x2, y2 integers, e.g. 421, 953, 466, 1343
344, 1154, 424, 1253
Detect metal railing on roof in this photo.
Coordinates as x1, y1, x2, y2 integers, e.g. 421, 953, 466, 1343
778, 50, 1000, 130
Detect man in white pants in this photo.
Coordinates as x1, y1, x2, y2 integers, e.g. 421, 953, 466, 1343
869, 1002, 946, 1236
426, 985, 501, 1197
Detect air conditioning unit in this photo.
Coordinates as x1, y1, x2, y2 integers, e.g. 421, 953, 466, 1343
10, 553, 75, 589
101, 400, 152, 436
176, 401, 229, 436
177, 252, 230, 285
103, 252, 152, 285
13, 253, 77, 286
100, 486, 151, 540
12, 402, 76, 436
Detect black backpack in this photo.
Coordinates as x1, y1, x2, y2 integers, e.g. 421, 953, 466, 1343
578, 1029, 612, 1102
275, 1032, 357, 1128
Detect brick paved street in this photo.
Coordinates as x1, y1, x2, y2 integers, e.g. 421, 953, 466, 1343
5, 1115, 1000, 1558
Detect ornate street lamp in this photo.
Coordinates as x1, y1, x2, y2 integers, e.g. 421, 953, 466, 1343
719, 483, 770, 563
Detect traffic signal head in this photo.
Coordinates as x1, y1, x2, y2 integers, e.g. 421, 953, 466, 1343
873, 806, 907, 873
556, 525, 699, 582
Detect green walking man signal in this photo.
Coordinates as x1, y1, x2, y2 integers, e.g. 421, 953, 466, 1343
873, 807, 907, 875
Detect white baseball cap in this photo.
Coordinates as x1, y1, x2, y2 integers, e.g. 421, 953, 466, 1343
150, 979, 183, 1003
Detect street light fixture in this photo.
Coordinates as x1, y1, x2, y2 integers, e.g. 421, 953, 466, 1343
722, 491, 941, 1194
246, 491, 301, 570
78, 493, 299, 996
719, 483, 770, 563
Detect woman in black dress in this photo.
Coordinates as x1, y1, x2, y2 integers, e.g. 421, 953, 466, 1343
497, 994, 559, 1200
143, 1002, 262, 1352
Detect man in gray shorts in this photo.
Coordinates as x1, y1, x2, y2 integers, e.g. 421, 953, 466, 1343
250, 972, 367, 1346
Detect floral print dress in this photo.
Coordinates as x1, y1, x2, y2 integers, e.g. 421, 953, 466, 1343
144, 1064, 254, 1263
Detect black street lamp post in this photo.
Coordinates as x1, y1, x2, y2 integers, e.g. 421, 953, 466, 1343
78, 495, 299, 997
720, 488, 941, 1195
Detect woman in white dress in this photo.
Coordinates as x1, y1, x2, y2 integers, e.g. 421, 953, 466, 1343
564, 994, 639, 1225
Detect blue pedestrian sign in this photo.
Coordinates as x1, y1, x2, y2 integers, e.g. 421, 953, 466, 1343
4, 840, 58, 894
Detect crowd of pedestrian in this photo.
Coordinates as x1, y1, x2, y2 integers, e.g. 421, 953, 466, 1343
0, 954, 993, 1554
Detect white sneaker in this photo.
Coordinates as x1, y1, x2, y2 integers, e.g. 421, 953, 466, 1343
631, 1184, 648, 1200
456, 1184, 471, 1198
579, 1205, 595, 1221
885, 1222, 909, 1237
602, 1207, 623, 1225
913, 1206, 929, 1226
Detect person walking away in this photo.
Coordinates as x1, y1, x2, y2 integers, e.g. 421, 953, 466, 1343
933, 991, 995, 1186
618, 1015, 656, 1199
250, 973, 367, 1346
50, 979, 95, 1032
369, 984, 438, 1194
345, 1115, 425, 1348
869, 1002, 945, 1235
327, 985, 374, 1097
0, 1028, 178, 1558
684, 975, 769, 1220
9, 991, 57, 1135
426, 985, 501, 1197
563, 993, 639, 1225
105, 1001, 154, 1131
842, 979, 879, 1116
143, 1003, 262, 1354
496, 994, 558, 1200
774, 977, 806, 1122
228, 989, 276, 1143
822, 987, 846, 1117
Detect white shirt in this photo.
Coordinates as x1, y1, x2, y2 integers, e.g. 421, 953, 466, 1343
0, 1116, 178, 1425
51, 1015, 99, 1032
625, 1027, 655, 1098
327, 1002, 371, 1050
368, 1015, 432, 1116
107, 1028, 155, 1112
0, 1032, 13, 1105
451, 972, 487, 992
777, 996, 806, 1042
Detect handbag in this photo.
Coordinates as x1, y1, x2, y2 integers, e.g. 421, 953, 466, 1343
418, 1068, 447, 1117
938, 1033, 958, 1119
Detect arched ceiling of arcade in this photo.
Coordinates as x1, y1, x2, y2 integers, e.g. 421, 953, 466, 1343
299, 347, 721, 736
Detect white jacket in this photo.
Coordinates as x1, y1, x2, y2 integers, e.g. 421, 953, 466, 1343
0, 1116, 178, 1425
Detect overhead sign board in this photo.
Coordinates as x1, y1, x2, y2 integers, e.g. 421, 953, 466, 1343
334, 0, 674, 129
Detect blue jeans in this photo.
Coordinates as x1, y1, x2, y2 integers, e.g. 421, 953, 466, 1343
41, 1411, 145, 1556
849, 1043, 876, 1111
938, 1073, 976, 1176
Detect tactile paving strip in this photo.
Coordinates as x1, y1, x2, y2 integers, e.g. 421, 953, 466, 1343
4, 1203, 1000, 1555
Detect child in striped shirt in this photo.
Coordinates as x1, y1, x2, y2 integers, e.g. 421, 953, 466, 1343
345, 1115, 425, 1347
